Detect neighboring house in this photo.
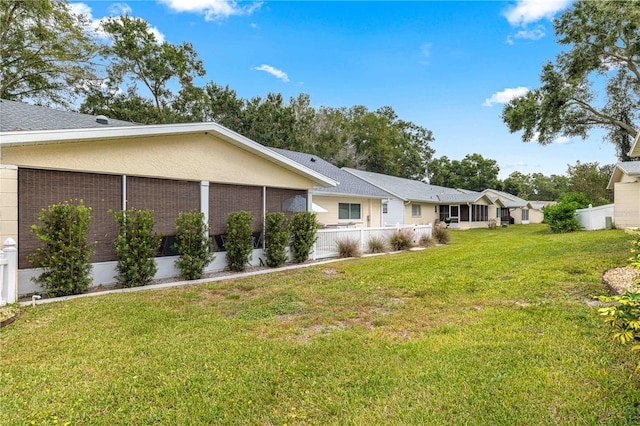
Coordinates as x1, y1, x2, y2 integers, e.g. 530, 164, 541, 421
343, 168, 498, 229
481, 189, 545, 225
270, 149, 393, 228
0, 100, 336, 296
608, 161, 640, 228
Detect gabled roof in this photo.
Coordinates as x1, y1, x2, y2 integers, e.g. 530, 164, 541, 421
608, 161, 640, 189
481, 189, 528, 208
343, 168, 497, 205
270, 149, 391, 198
0, 98, 137, 131
0, 100, 337, 188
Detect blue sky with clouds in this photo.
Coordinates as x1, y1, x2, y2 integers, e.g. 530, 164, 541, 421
73, 0, 619, 178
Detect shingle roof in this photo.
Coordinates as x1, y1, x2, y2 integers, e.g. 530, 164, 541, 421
271, 149, 390, 198
343, 168, 486, 203
616, 161, 640, 176
0, 99, 137, 132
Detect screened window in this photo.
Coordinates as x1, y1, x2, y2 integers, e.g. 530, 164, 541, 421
471, 204, 488, 222
339, 203, 361, 220
522, 209, 529, 221
411, 204, 422, 217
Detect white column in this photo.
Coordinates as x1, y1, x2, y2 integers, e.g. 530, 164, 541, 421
201, 181, 210, 237
2, 238, 17, 304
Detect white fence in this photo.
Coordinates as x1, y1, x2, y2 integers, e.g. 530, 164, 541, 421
314, 225, 433, 259
0, 238, 17, 305
576, 204, 614, 231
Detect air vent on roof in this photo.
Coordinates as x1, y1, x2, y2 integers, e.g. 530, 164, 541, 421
96, 115, 109, 125
310, 157, 316, 162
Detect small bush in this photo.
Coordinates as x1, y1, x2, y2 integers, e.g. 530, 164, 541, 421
337, 238, 361, 258
389, 228, 415, 251
433, 226, 450, 244
264, 212, 289, 267
289, 211, 319, 263
174, 210, 215, 280
367, 236, 388, 253
111, 209, 161, 287
419, 234, 436, 247
543, 203, 583, 233
598, 291, 640, 371
225, 211, 254, 272
28, 200, 96, 297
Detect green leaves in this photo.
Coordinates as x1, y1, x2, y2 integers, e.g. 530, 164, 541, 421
264, 212, 290, 268
0, 0, 99, 106
502, 0, 640, 160
111, 209, 161, 288
174, 210, 215, 280
28, 200, 95, 296
289, 212, 319, 263
225, 211, 255, 272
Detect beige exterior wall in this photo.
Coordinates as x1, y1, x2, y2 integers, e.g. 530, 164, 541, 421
404, 202, 438, 226
614, 181, 640, 228
3, 133, 315, 190
529, 208, 544, 224
0, 165, 18, 245
313, 195, 383, 228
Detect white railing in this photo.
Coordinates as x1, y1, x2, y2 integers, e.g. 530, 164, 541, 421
0, 238, 17, 305
314, 225, 433, 259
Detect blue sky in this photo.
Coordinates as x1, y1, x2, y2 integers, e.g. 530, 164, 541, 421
72, 0, 619, 179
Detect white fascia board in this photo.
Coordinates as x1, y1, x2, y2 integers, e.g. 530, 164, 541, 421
0, 122, 337, 188
310, 190, 389, 199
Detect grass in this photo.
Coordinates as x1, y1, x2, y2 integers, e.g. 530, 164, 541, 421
2, 225, 640, 425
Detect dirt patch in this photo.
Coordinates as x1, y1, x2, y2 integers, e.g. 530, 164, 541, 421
321, 268, 342, 276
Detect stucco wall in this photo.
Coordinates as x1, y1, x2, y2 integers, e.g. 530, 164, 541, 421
313, 195, 383, 228
2, 133, 314, 190
403, 202, 438, 226
614, 181, 640, 228
0, 165, 18, 245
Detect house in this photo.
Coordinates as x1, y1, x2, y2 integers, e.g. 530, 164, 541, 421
481, 189, 545, 225
343, 168, 498, 229
0, 100, 336, 297
270, 149, 393, 228
608, 160, 640, 228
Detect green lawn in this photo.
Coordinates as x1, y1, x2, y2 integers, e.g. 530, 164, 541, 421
2, 225, 640, 425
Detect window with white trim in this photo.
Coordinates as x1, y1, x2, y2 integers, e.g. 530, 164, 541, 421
338, 203, 361, 220
382, 203, 388, 214
522, 209, 529, 221
411, 204, 421, 217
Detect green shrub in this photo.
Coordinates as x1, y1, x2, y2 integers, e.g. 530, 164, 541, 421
629, 229, 640, 269
543, 203, 583, 233
264, 212, 289, 267
598, 291, 640, 371
111, 208, 161, 287
28, 200, 95, 297
225, 211, 255, 272
289, 211, 319, 263
433, 226, 450, 244
337, 238, 361, 258
174, 210, 215, 280
367, 236, 388, 253
389, 228, 414, 251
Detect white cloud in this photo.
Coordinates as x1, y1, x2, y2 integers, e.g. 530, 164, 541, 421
483, 86, 529, 107
503, 0, 572, 26
69, 3, 165, 43
555, 136, 571, 144
158, 0, 263, 21
108, 3, 132, 16
253, 65, 289, 82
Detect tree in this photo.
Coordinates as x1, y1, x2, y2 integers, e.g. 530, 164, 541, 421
81, 14, 206, 123
428, 154, 500, 191
566, 161, 613, 205
0, 0, 99, 106
502, 1, 640, 160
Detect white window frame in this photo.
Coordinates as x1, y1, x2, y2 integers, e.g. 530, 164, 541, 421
338, 202, 362, 221
411, 204, 422, 217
